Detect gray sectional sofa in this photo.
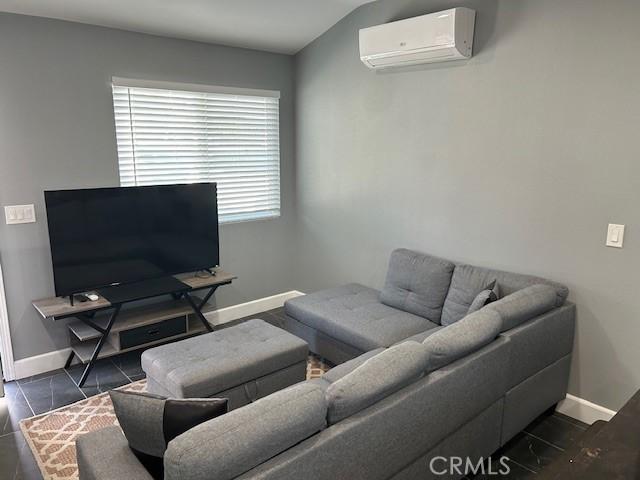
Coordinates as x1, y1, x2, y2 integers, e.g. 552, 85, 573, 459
77, 248, 575, 480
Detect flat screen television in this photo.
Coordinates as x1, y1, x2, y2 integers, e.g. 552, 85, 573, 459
44, 183, 219, 297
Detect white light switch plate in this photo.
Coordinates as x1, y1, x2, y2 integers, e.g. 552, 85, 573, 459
606, 223, 625, 248
4, 204, 36, 225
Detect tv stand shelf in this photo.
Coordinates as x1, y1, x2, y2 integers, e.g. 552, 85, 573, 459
70, 319, 207, 364
67, 297, 205, 342
32, 269, 236, 387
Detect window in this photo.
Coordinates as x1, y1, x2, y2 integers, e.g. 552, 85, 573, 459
112, 78, 281, 223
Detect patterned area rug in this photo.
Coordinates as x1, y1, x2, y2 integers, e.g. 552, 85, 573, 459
20, 354, 331, 480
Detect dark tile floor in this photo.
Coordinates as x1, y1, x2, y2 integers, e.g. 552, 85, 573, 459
0, 348, 148, 479
0, 307, 588, 480
466, 411, 588, 479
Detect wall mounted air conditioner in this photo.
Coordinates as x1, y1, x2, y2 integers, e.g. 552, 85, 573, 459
359, 8, 476, 70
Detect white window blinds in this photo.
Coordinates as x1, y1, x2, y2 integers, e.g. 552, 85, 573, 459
112, 79, 281, 224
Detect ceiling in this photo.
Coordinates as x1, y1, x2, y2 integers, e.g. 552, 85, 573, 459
0, 0, 376, 54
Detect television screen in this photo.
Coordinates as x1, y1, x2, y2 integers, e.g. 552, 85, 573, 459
44, 183, 219, 297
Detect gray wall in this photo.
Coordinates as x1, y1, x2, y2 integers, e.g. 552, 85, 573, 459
2, 0, 639, 411
294, 0, 640, 410
0, 13, 296, 361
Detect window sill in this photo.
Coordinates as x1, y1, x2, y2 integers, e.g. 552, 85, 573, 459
220, 211, 281, 225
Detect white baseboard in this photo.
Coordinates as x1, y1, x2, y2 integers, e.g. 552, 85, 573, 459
205, 290, 303, 326
556, 393, 616, 425
14, 348, 73, 380
13, 290, 304, 380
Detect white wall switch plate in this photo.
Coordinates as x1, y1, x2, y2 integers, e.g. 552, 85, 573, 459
4, 204, 36, 225
606, 223, 625, 248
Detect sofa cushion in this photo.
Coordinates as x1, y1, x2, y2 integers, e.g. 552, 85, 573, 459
326, 341, 429, 424
76, 426, 155, 480
486, 284, 558, 332
380, 249, 455, 323
441, 264, 569, 326
164, 382, 327, 480
322, 348, 385, 384
285, 283, 438, 352
423, 309, 502, 372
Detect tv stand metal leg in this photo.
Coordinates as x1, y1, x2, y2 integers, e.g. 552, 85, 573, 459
64, 350, 75, 369
198, 286, 218, 311
77, 305, 121, 387
185, 293, 214, 333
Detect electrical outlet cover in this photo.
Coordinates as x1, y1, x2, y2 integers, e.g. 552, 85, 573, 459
4, 205, 36, 225
606, 224, 625, 248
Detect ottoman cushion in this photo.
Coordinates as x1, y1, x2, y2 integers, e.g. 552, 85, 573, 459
141, 319, 308, 398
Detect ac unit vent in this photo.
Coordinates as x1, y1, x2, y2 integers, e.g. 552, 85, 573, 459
359, 8, 476, 70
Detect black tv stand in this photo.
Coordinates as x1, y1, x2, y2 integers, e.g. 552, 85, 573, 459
32, 270, 237, 388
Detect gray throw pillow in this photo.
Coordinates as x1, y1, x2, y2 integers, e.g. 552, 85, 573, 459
467, 280, 500, 315
110, 390, 227, 480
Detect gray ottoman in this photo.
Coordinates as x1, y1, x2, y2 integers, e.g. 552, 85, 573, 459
141, 319, 309, 409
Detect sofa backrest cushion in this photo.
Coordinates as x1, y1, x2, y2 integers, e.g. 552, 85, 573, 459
441, 264, 569, 326
326, 341, 429, 424
164, 382, 327, 480
322, 348, 386, 384
380, 249, 455, 323
423, 309, 501, 372
486, 284, 558, 332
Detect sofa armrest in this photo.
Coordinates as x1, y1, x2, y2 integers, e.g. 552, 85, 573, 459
500, 303, 576, 389
76, 426, 154, 480
164, 382, 327, 480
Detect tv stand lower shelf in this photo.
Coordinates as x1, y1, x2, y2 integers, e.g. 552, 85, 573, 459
67, 297, 208, 364
32, 270, 236, 387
